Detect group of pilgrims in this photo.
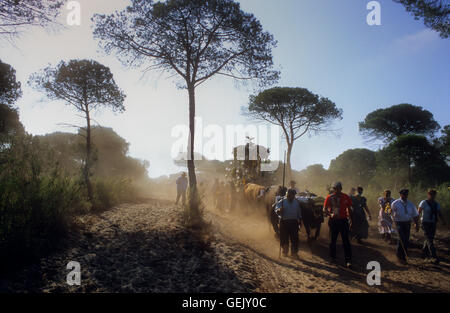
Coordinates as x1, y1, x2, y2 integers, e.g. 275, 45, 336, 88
272, 181, 445, 268
176, 173, 446, 269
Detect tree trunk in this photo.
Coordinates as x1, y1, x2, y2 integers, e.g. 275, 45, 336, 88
84, 108, 93, 202
187, 85, 197, 190
286, 141, 293, 183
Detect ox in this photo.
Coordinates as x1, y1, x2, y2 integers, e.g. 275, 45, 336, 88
297, 192, 325, 241
243, 183, 276, 217
243, 183, 270, 202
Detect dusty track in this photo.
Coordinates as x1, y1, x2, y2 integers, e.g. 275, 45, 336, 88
2, 199, 449, 293
209, 207, 450, 293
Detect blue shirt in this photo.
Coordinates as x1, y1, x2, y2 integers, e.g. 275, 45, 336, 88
276, 199, 302, 221
419, 200, 441, 223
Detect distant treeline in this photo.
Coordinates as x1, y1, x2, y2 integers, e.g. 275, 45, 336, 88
164, 121, 450, 221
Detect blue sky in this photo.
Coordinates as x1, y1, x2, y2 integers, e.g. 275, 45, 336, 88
1, 0, 449, 178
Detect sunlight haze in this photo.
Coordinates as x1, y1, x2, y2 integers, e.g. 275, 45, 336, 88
1, 0, 449, 178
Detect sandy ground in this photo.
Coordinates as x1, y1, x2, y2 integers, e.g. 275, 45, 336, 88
2, 199, 449, 293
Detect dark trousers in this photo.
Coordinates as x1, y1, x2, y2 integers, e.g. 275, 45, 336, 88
280, 219, 299, 255
329, 219, 352, 261
176, 189, 186, 204
396, 221, 411, 260
422, 222, 437, 258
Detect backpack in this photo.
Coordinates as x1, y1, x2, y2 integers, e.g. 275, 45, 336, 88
426, 200, 439, 222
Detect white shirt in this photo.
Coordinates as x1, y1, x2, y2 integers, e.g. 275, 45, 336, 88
391, 198, 418, 222
419, 200, 441, 223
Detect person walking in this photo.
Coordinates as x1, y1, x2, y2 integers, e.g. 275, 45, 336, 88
323, 182, 353, 268
216, 181, 226, 211
175, 172, 188, 205
211, 179, 220, 209
229, 181, 238, 212
418, 189, 446, 264
271, 186, 287, 238
378, 190, 395, 243
349, 187, 356, 197
391, 189, 419, 264
289, 180, 300, 195
275, 189, 302, 259
350, 186, 372, 244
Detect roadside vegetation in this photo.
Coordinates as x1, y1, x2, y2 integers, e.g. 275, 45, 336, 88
0, 58, 150, 273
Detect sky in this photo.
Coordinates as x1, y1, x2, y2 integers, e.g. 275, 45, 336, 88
1, 0, 449, 178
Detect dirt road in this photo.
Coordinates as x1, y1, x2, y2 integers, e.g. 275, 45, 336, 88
2, 199, 449, 292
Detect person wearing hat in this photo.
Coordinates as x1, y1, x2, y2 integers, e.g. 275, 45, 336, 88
390, 189, 419, 264
175, 172, 188, 205
275, 188, 302, 259
418, 189, 446, 263
289, 180, 300, 195
323, 182, 353, 268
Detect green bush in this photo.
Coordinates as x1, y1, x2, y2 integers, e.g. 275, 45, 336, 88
0, 134, 142, 272
91, 178, 139, 211
0, 135, 83, 271
436, 183, 450, 224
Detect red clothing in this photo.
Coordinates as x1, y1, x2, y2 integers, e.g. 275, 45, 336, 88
324, 192, 352, 219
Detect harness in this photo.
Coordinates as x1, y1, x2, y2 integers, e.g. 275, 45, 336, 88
426, 200, 439, 222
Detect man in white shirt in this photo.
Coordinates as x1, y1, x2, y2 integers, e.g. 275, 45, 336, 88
391, 189, 420, 264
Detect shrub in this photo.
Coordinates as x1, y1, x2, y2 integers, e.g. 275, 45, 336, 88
0, 134, 142, 273
91, 178, 139, 211
0, 135, 83, 272
436, 183, 450, 224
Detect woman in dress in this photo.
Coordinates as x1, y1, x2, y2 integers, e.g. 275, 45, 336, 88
378, 189, 395, 243
350, 186, 372, 244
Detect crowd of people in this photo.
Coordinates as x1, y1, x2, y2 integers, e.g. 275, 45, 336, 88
174, 172, 446, 268
175, 174, 237, 211
274, 181, 446, 268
